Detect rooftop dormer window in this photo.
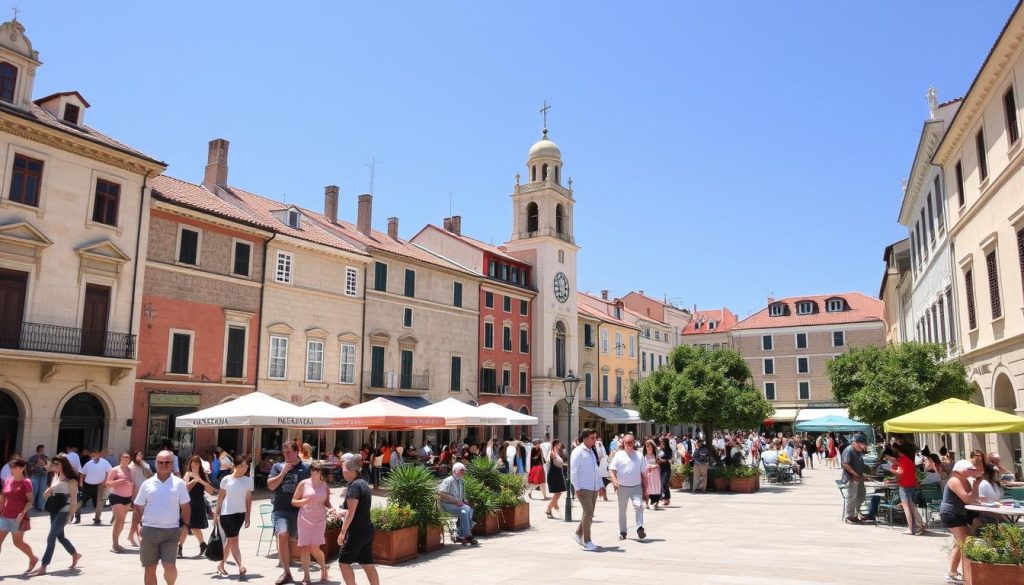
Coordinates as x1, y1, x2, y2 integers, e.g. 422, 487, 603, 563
63, 103, 80, 125
769, 303, 786, 317
693, 321, 701, 330
0, 62, 16, 103
287, 209, 300, 229
796, 301, 815, 315
826, 298, 846, 313
708, 321, 716, 330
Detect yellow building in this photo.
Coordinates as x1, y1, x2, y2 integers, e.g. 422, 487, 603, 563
577, 294, 643, 438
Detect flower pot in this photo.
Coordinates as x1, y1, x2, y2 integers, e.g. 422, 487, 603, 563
471, 511, 500, 536
499, 502, 530, 531
290, 526, 342, 561
419, 524, 443, 553
964, 558, 1024, 584
713, 476, 730, 492
729, 476, 757, 493
371, 525, 419, 565
670, 474, 683, 489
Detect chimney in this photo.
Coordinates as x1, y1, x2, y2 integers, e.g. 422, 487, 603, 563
357, 194, 372, 235
601, 290, 608, 300
450, 215, 461, 236
767, 296, 775, 304
443, 217, 452, 232
203, 139, 229, 192
638, 290, 644, 295
324, 185, 339, 224
387, 217, 399, 240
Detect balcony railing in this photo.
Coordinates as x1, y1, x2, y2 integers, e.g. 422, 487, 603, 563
0, 321, 136, 360
363, 370, 429, 391
480, 385, 515, 395
512, 227, 575, 245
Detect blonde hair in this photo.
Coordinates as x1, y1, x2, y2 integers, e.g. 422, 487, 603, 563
301, 443, 313, 459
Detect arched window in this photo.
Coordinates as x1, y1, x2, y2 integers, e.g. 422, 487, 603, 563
531, 166, 537, 182
555, 204, 565, 235
554, 321, 566, 378
0, 62, 16, 103
542, 164, 548, 181
526, 202, 538, 233
554, 166, 560, 184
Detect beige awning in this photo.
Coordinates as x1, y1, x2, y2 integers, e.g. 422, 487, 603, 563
765, 408, 799, 423
580, 406, 645, 424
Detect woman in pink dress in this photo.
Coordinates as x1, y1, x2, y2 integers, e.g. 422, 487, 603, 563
105, 451, 135, 553
292, 461, 331, 584
643, 440, 663, 510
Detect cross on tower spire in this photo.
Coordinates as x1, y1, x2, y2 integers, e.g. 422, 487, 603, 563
10, 5, 20, 20
539, 100, 551, 137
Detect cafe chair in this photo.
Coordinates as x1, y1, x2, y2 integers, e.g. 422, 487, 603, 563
878, 494, 906, 528
256, 503, 277, 557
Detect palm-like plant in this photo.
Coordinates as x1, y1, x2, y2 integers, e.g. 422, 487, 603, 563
382, 464, 443, 532
465, 457, 502, 492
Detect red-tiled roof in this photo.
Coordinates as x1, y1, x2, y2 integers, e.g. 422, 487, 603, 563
413, 224, 523, 264
150, 175, 276, 230
682, 307, 738, 335
35, 91, 91, 107
0, 101, 164, 166
733, 292, 884, 330
621, 305, 668, 326
577, 297, 638, 329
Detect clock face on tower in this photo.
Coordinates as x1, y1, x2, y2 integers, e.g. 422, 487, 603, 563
553, 271, 569, 303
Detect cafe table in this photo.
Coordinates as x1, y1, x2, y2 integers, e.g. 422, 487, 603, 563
966, 503, 1023, 523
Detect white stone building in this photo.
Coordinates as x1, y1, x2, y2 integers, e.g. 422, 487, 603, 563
0, 19, 165, 458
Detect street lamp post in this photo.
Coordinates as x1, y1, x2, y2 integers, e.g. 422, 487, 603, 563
562, 370, 580, 523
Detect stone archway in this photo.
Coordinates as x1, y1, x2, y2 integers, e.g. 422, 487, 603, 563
0, 389, 21, 462
58, 392, 106, 452
993, 373, 1020, 469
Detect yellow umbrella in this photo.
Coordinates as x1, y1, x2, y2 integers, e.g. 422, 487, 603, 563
883, 398, 1024, 433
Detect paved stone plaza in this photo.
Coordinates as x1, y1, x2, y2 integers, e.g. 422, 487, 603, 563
3, 468, 952, 584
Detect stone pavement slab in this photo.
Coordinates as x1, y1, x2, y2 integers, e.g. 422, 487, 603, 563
2, 467, 954, 584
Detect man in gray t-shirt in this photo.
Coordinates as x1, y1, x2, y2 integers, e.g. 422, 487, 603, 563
841, 434, 869, 522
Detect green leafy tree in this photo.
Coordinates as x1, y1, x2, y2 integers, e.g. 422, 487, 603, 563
826, 342, 972, 427
631, 345, 773, 435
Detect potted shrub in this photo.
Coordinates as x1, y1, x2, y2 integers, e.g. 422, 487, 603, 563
323, 507, 344, 560
728, 465, 759, 493
710, 465, 730, 492
382, 464, 444, 553
496, 473, 530, 531
370, 503, 419, 565
960, 522, 1024, 584
465, 475, 500, 536
671, 463, 691, 490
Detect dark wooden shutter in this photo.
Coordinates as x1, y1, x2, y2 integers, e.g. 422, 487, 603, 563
225, 326, 245, 377
965, 269, 977, 330
170, 333, 191, 373
400, 350, 413, 389
404, 269, 415, 297
178, 229, 199, 264
453, 282, 462, 307
233, 242, 250, 276
374, 262, 387, 291
63, 103, 80, 124
450, 356, 461, 391
986, 251, 1002, 319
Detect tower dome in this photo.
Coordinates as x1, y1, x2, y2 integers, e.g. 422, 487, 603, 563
528, 130, 561, 161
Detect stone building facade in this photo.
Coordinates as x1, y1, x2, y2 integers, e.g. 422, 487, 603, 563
0, 19, 165, 460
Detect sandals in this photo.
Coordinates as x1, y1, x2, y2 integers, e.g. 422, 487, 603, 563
545, 510, 554, 518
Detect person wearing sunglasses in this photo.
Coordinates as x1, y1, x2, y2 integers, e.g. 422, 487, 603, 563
131, 451, 190, 585
608, 434, 648, 541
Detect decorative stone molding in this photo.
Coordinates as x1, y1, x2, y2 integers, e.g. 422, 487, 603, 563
0, 116, 163, 175
267, 322, 294, 335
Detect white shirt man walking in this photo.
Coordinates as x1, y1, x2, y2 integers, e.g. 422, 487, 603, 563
570, 428, 603, 551
132, 450, 190, 585
608, 433, 647, 541
81, 450, 112, 524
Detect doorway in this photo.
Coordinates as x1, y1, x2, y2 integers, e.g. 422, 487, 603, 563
0, 268, 27, 349
81, 284, 110, 356
0, 390, 20, 462
58, 393, 106, 451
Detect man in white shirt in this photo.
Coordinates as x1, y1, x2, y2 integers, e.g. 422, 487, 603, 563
81, 450, 112, 524
569, 429, 603, 551
133, 450, 190, 585
65, 445, 82, 473
608, 433, 647, 541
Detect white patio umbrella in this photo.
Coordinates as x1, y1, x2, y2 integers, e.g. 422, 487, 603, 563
477, 402, 539, 425
418, 397, 511, 426
176, 392, 333, 428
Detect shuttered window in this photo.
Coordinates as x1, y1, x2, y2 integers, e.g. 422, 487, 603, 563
955, 161, 965, 208
1005, 87, 1020, 145
934, 177, 944, 231
9, 154, 43, 207
976, 129, 989, 181
964, 269, 977, 330
404, 269, 415, 297
399, 350, 413, 389
373, 262, 387, 291
92, 179, 120, 226
453, 282, 463, 307
233, 241, 251, 276
170, 332, 191, 374
986, 251, 1002, 319
224, 326, 245, 378
450, 356, 461, 391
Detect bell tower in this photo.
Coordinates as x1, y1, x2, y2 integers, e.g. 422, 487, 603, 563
503, 104, 580, 444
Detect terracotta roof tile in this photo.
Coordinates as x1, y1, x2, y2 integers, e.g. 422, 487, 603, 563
682, 307, 738, 335
415, 224, 523, 264
150, 175, 276, 230
577, 297, 638, 328
732, 292, 884, 330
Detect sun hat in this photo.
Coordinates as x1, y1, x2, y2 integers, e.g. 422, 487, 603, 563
952, 460, 977, 473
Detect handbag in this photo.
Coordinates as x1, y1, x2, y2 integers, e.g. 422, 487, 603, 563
44, 492, 68, 513
205, 524, 224, 562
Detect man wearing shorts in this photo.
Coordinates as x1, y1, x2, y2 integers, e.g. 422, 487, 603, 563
267, 440, 310, 585
337, 456, 379, 585
132, 450, 190, 585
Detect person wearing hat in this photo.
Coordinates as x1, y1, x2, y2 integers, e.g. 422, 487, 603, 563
940, 460, 982, 583
841, 433, 871, 523
438, 463, 478, 545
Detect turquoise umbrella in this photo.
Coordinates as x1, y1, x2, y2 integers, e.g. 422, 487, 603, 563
794, 415, 871, 433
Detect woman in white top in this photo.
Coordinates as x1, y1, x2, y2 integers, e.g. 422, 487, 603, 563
214, 456, 253, 580
27, 454, 81, 576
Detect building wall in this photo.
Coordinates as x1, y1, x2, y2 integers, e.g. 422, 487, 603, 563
682, 331, 732, 350
477, 283, 531, 413
733, 322, 886, 405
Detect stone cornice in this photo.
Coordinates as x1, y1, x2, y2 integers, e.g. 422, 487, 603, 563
0, 113, 165, 176
898, 120, 944, 225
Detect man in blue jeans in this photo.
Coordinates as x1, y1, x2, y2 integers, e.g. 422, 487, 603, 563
267, 440, 310, 584
438, 463, 478, 545
27, 445, 49, 510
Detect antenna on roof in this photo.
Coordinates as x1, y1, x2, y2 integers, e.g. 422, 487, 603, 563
365, 157, 378, 195
448, 191, 453, 218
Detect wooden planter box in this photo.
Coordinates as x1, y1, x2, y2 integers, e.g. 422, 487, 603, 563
713, 476, 730, 492
499, 502, 530, 531
729, 476, 757, 493
471, 512, 500, 536
372, 526, 419, 565
419, 524, 443, 553
290, 526, 341, 561
670, 474, 683, 489
964, 558, 1024, 584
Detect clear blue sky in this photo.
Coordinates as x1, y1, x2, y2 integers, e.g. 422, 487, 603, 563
22, 1, 1019, 317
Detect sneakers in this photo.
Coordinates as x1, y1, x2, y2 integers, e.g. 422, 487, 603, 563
944, 573, 963, 584
573, 533, 584, 546
583, 541, 599, 551
637, 527, 646, 540
618, 532, 627, 541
